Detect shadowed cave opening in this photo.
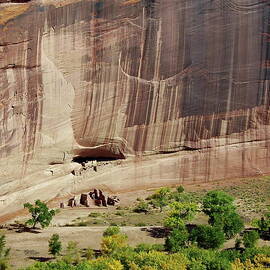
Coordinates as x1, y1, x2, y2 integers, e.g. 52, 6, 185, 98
72, 156, 120, 164
0, 0, 31, 3
72, 147, 126, 165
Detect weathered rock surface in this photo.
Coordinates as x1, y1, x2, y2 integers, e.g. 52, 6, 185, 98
0, 0, 269, 218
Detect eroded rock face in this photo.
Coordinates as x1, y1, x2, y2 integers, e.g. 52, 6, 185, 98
0, 0, 269, 217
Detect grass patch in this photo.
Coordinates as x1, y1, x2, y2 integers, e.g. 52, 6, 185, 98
135, 223, 146, 227
65, 176, 270, 227
67, 210, 166, 227
88, 212, 102, 218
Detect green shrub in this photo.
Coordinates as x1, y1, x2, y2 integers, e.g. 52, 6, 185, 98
150, 187, 172, 212
122, 251, 188, 270
243, 230, 259, 248
0, 235, 10, 270
202, 191, 244, 239
252, 216, 270, 232
165, 227, 189, 252
111, 246, 136, 269
86, 257, 123, 269
101, 234, 128, 255
181, 247, 231, 270
19, 261, 73, 270
187, 260, 206, 270
173, 192, 195, 203
222, 212, 244, 239
133, 201, 149, 214
62, 241, 81, 265
210, 212, 244, 239
20, 259, 123, 270
240, 246, 270, 262
202, 191, 235, 217
103, 226, 120, 237
84, 248, 94, 260
177, 186, 185, 193
134, 243, 164, 253
164, 202, 198, 229
48, 234, 62, 257
151, 244, 165, 252
190, 225, 225, 249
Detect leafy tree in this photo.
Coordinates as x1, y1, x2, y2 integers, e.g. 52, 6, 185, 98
202, 190, 235, 219
211, 212, 244, 239
176, 185, 185, 193
202, 191, 243, 239
164, 202, 198, 229
0, 235, 10, 270
62, 241, 81, 265
48, 234, 62, 257
190, 225, 225, 249
150, 187, 171, 212
101, 234, 128, 255
103, 226, 121, 237
165, 226, 189, 252
170, 201, 198, 221
243, 231, 260, 249
24, 200, 57, 229
224, 212, 244, 239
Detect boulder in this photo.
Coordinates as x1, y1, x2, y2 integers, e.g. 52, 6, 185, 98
60, 202, 65, 208
80, 193, 91, 207
68, 197, 76, 208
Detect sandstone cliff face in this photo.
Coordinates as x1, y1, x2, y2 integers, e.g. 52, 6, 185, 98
0, 0, 269, 217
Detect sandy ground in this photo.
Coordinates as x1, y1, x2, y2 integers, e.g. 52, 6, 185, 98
2, 176, 270, 269
2, 189, 163, 269
3, 226, 164, 269
4, 187, 155, 225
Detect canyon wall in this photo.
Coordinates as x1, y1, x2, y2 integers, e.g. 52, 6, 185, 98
0, 0, 269, 216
